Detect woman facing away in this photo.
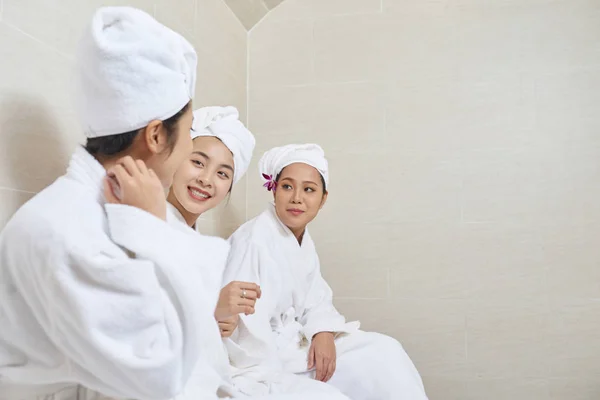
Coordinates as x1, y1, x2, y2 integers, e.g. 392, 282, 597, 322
222, 144, 429, 400
0, 6, 231, 400
165, 108, 350, 400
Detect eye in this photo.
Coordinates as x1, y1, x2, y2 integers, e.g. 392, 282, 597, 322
191, 159, 204, 167
218, 171, 230, 179
282, 184, 292, 190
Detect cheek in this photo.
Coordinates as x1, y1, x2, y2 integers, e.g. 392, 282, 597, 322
212, 181, 231, 203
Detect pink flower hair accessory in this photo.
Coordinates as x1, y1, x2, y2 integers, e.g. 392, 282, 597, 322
262, 173, 277, 192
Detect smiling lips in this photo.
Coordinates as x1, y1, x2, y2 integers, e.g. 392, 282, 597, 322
188, 186, 211, 202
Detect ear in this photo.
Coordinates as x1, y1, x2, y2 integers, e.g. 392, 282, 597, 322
319, 191, 328, 209
143, 120, 168, 155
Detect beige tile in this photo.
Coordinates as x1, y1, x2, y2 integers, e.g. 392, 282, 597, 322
540, 221, 600, 299
466, 298, 550, 379
467, 378, 549, 400
383, 0, 449, 14
546, 299, 600, 379
249, 82, 384, 152
314, 13, 387, 83
3, 0, 87, 56
0, 189, 35, 228
3, 0, 156, 57
548, 378, 600, 400
421, 376, 469, 400
311, 82, 385, 153
385, 77, 534, 152
384, 82, 462, 153
333, 298, 393, 334
334, 301, 466, 377
521, 1, 600, 74
452, 6, 530, 82
262, 0, 284, 9
195, 216, 239, 239
222, 0, 268, 30
460, 148, 555, 223
269, 0, 381, 21
249, 18, 313, 86
196, 0, 247, 79
388, 221, 468, 299
0, 24, 79, 193
535, 70, 600, 124
458, 220, 546, 300
195, 47, 247, 121
248, 84, 315, 135
155, 0, 196, 41
321, 261, 389, 299
381, 9, 459, 84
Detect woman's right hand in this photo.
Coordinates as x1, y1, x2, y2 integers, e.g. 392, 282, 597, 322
214, 281, 261, 320
104, 156, 167, 221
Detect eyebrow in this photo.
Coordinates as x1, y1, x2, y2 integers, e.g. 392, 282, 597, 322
192, 151, 234, 172
280, 177, 318, 185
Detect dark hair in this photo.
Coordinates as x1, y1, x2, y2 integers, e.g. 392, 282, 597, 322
275, 167, 327, 193
85, 102, 191, 157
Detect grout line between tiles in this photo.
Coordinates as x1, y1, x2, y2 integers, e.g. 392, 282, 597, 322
0, 186, 36, 195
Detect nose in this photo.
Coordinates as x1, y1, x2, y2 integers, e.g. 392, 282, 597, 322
196, 170, 212, 188
291, 187, 302, 204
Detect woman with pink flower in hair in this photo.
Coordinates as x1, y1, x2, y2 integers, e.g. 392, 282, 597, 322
223, 144, 429, 400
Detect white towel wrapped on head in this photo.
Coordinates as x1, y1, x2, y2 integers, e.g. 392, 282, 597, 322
191, 106, 255, 184
77, 6, 197, 138
259, 143, 329, 187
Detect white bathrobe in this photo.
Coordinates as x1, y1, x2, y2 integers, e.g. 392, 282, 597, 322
166, 205, 350, 400
223, 204, 429, 400
0, 147, 229, 400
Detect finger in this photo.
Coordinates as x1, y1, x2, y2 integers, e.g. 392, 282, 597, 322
236, 298, 257, 308
324, 360, 336, 382
316, 355, 326, 381
238, 282, 261, 293
238, 288, 259, 301
148, 168, 158, 179
307, 345, 315, 369
135, 159, 149, 175
221, 329, 233, 338
108, 164, 130, 184
256, 285, 262, 299
117, 156, 140, 176
103, 177, 119, 203
230, 304, 255, 316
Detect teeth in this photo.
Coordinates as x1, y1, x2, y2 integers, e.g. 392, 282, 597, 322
190, 188, 209, 198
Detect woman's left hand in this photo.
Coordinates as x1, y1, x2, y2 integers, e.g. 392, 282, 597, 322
217, 314, 239, 338
308, 331, 337, 382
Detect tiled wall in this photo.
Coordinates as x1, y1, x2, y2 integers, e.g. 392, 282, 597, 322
0, 0, 248, 237
246, 0, 600, 398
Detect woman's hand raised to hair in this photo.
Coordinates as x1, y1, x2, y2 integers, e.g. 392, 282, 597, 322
214, 281, 262, 320
104, 156, 167, 221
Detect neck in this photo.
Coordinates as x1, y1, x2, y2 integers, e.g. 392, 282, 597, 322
290, 226, 306, 245
167, 190, 200, 228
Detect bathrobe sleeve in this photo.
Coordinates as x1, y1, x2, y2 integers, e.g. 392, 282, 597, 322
12, 204, 229, 400
222, 237, 283, 393
299, 257, 360, 342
